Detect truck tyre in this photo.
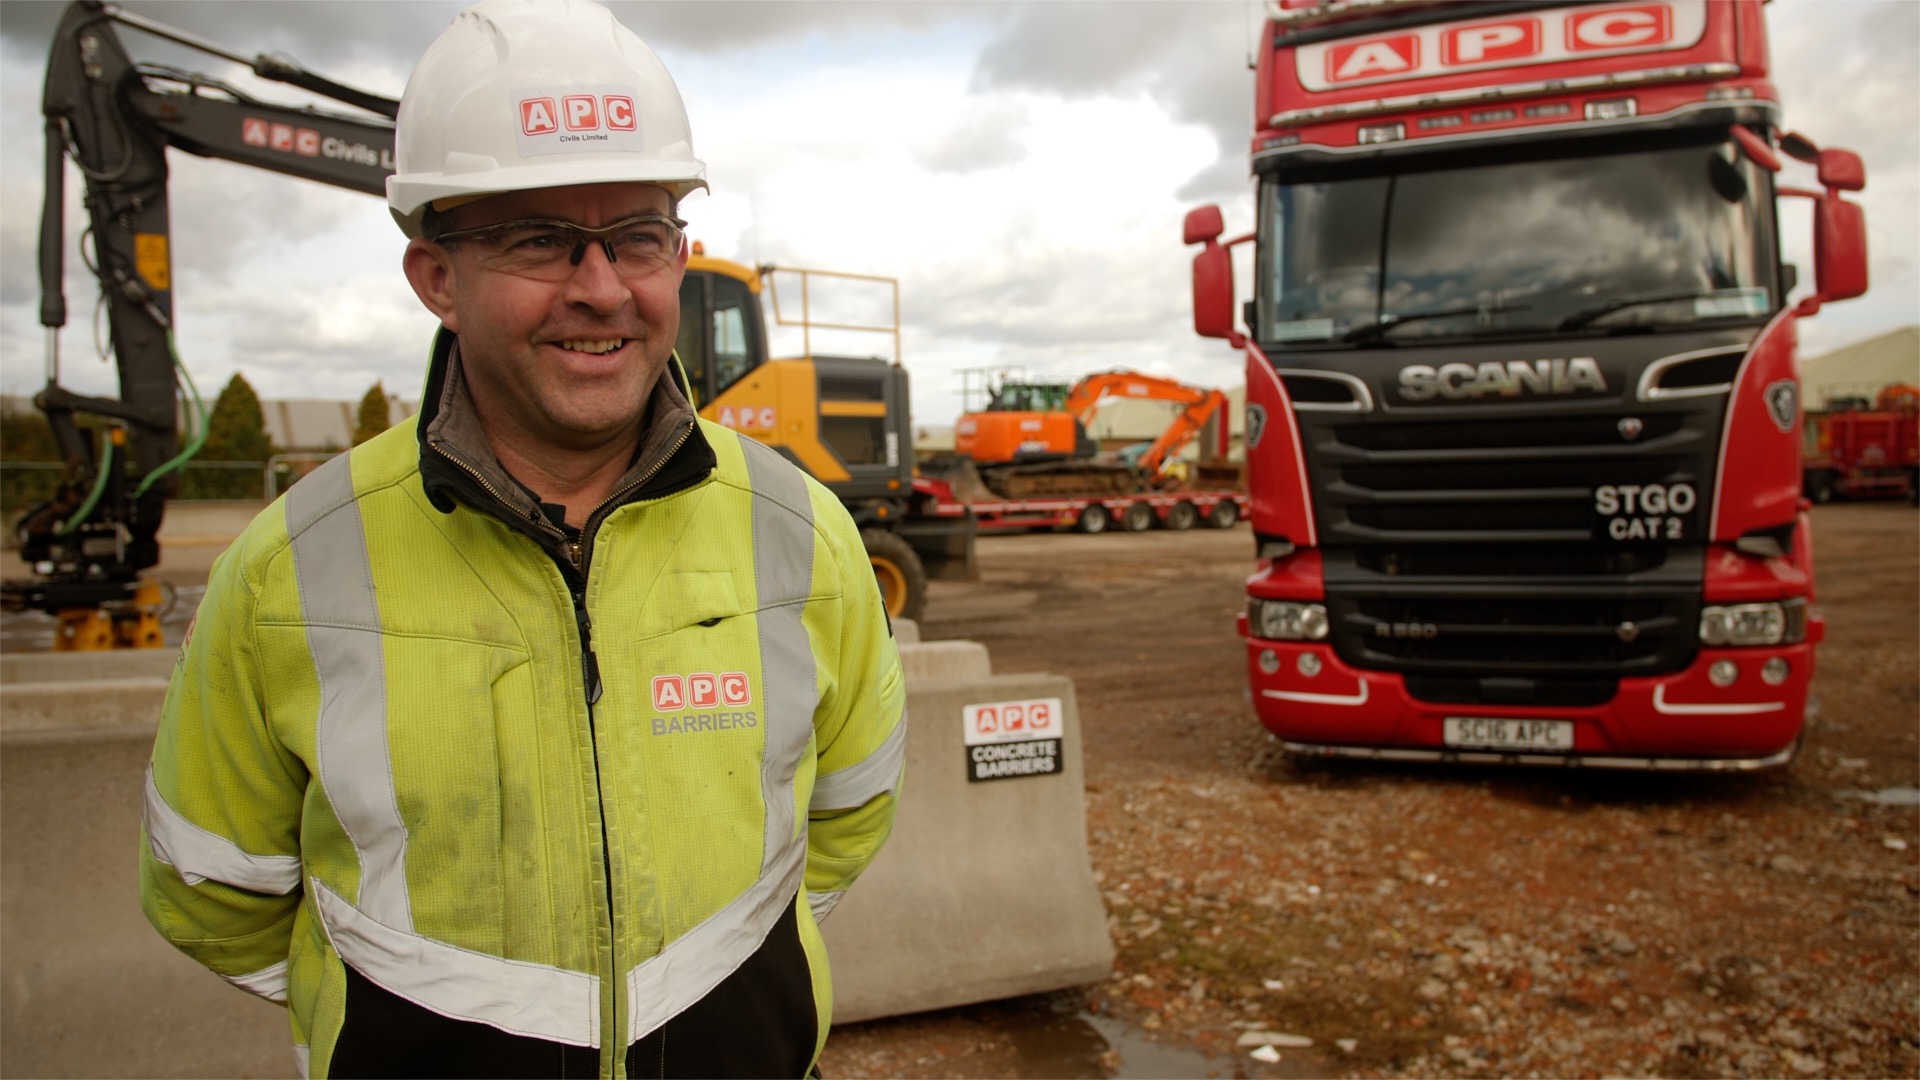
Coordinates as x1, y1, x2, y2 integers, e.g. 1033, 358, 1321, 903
1075, 504, 1110, 534
1120, 502, 1154, 532
1804, 470, 1835, 505
1161, 501, 1198, 531
1203, 500, 1240, 529
861, 528, 928, 623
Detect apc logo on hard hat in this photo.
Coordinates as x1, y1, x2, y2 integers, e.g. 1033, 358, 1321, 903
514, 86, 646, 158
520, 94, 637, 136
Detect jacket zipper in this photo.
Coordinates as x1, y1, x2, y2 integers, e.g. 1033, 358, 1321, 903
430, 420, 695, 1067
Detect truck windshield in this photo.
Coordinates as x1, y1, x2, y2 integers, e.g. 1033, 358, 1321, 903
1257, 131, 1775, 346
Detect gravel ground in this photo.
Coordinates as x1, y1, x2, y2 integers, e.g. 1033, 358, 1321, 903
822, 501, 1918, 1079
5, 503, 1910, 1077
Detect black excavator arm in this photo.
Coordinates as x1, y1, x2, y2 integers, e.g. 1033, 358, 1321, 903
8, 0, 396, 619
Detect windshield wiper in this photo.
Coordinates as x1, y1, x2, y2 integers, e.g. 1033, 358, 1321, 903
1342, 302, 1530, 343
1556, 290, 1728, 331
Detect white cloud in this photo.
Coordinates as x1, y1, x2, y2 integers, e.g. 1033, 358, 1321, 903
1, 0, 1912, 438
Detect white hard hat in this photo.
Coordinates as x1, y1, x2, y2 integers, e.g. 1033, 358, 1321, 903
386, 0, 708, 237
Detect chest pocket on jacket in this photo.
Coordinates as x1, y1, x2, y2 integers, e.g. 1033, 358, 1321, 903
638, 570, 746, 640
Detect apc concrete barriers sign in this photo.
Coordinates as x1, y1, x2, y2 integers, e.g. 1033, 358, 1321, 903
962, 697, 1064, 783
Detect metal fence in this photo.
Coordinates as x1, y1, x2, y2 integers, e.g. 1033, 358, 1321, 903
0, 458, 341, 518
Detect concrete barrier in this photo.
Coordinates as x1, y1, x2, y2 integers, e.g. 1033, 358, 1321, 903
1, 679, 169, 732
1, 650, 178, 685
1, 726, 297, 1079
822, 665, 1114, 1023
0, 630, 1113, 1068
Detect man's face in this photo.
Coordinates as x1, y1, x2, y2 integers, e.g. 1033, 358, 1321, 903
409, 181, 686, 455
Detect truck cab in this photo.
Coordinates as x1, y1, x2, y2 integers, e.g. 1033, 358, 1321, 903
1190, 0, 1868, 767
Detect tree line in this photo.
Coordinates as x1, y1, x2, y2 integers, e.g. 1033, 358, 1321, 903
2, 375, 397, 464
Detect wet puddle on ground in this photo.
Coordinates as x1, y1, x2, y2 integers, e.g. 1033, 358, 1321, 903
954, 992, 1329, 1079
1837, 786, 1920, 806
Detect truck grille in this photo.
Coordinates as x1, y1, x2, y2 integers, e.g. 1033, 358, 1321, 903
1314, 408, 1713, 543
1295, 375, 1728, 700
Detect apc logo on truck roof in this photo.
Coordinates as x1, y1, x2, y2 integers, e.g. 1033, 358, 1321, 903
1301, 0, 1705, 91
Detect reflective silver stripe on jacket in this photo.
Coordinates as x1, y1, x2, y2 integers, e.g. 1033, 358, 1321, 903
222, 959, 290, 1003
314, 879, 601, 1047
624, 439, 819, 1043
810, 714, 907, 811
743, 439, 820, 875
143, 765, 302, 893
807, 889, 845, 923
287, 453, 413, 934
625, 836, 807, 1041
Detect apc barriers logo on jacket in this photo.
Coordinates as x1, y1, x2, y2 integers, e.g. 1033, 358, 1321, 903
514, 85, 645, 158
651, 672, 758, 735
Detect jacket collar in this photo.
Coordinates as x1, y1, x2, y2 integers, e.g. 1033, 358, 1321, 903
415, 327, 715, 536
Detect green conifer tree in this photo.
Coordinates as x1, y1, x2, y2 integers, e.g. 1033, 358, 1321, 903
201, 373, 273, 463
353, 381, 392, 446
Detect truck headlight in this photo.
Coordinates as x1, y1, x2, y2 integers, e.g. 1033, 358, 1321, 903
1248, 599, 1329, 641
1699, 598, 1807, 646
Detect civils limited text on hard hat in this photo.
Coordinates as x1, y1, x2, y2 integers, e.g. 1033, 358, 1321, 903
962, 697, 1064, 783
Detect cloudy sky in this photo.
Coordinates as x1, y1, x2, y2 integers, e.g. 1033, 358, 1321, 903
1, 0, 1914, 428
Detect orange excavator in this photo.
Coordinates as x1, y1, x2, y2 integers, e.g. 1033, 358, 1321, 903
954, 369, 1229, 479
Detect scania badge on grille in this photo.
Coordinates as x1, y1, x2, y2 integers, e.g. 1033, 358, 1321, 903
1765, 380, 1798, 433
1616, 621, 1641, 643
1246, 403, 1268, 450
1618, 417, 1644, 442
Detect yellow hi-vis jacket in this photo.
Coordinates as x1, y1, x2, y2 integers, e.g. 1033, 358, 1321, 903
140, 344, 906, 1079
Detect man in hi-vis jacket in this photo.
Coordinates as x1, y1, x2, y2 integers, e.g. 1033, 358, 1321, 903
138, 3, 906, 1076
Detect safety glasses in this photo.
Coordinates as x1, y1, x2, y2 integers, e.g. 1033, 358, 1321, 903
432, 214, 687, 281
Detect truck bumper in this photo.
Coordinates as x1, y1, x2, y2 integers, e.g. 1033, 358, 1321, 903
1241, 617, 1814, 768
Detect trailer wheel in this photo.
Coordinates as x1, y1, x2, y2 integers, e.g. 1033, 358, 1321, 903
1075, 505, 1110, 534
1804, 470, 1835, 505
1120, 502, 1154, 532
1161, 501, 1197, 531
1203, 500, 1240, 529
861, 528, 928, 623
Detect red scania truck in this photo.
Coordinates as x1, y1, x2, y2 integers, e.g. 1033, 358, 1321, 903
1186, 0, 1869, 768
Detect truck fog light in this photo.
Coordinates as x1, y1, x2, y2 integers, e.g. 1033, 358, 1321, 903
1297, 652, 1322, 678
1258, 649, 1280, 674
1248, 599, 1330, 641
1709, 660, 1739, 687
1761, 658, 1790, 686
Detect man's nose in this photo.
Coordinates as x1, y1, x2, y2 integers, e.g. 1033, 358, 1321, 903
564, 240, 628, 310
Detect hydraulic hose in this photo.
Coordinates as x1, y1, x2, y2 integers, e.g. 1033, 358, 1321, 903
55, 433, 114, 537
133, 329, 207, 498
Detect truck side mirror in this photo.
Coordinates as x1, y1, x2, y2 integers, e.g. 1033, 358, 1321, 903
1814, 196, 1868, 303
1184, 205, 1224, 246
1192, 242, 1243, 347
1185, 205, 1244, 348
1817, 148, 1866, 192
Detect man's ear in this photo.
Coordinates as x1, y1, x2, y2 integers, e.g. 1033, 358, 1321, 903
403, 239, 460, 332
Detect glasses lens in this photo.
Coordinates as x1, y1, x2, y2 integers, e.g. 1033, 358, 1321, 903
444, 217, 683, 281
605, 218, 682, 271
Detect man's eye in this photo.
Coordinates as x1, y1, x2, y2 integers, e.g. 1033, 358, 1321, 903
502, 227, 572, 251
614, 226, 671, 252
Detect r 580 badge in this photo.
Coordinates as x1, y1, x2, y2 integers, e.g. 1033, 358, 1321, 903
1594, 482, 1697, 541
